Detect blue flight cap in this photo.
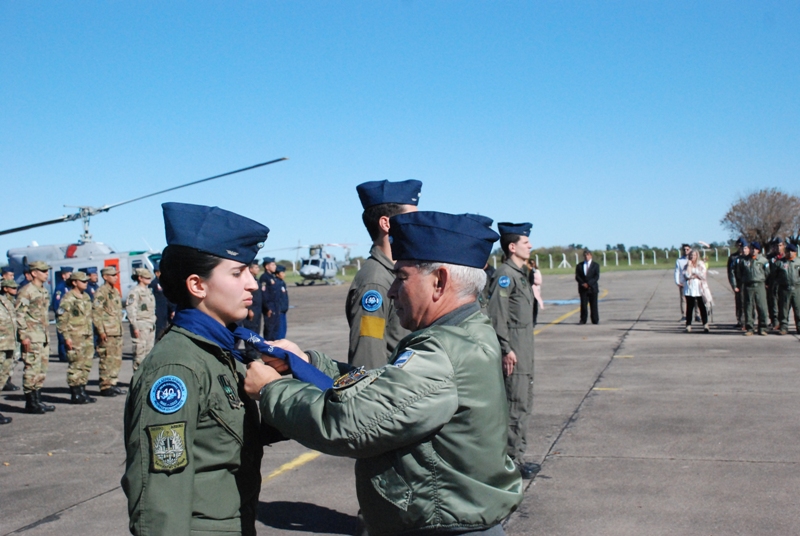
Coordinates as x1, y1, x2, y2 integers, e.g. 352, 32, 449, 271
462, 214, 494, 228
356, 180, 422, 209
162, 202, 269, 264
275, 264, 286, 273
1, 265, 13, 274
497, 222, 532, 237
736, 237, 748, 247
389, 211, 500, 268
786, 243, 797, 253
81, 267, 98, 275
262, 257, 275, 265
60, 266, 74, 273
750, 241, 762, 251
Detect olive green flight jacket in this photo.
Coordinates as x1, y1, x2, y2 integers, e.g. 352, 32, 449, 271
485, 260, 535, 374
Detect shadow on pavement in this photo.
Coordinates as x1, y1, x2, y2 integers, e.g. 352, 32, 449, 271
257, 501, 357, 534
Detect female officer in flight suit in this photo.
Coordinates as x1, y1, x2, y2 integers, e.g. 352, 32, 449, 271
122, 202, 271, 536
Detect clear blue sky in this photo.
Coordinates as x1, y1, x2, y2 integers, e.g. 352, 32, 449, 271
2, 1, 798, 261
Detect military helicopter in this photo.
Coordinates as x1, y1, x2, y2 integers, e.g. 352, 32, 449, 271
268, 243, 353, 285
2, 158, 287, 301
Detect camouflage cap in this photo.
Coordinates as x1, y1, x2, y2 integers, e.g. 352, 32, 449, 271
28, 260, 51, 272
134, 268, 154, 279
101, 266, 119, 276
0, 280, 18, 289
69, 271, 89, 282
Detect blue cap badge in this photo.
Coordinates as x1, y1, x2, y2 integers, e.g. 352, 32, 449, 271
362, 290, 383, 312
150, 375, 188, 414
498, 275, 511, 288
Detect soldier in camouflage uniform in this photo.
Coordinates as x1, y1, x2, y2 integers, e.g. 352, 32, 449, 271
57, 271, 97, 404
1, 279, 21, 393
126, 268, 156, 371
93, 266, 125, 396
15, 261, 56, 414
0, 280, 18, 424
346, 180, 421, 369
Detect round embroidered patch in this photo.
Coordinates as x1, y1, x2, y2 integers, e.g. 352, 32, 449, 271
361, 290, 383, 312
498, 275, 511, 288
150, 375, 188, 414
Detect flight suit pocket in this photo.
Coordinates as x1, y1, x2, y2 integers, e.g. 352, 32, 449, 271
371, 464, 413, 512
207, 393, 245, 447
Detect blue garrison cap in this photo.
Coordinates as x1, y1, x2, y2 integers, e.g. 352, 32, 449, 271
389, 211, 500, 268
275, 264, 286, 273
60, 266, 74, 273
357, 180, 422, 209
750, 241, 762, 251
786, 243, 797, 253
163, 202, 269, 264
262, 257, 275, 265
1, 266, 13, 274
81, 267, 98, 275
462, 214, 494, 228
736, 237, 748, 247
497, 222, 532, 237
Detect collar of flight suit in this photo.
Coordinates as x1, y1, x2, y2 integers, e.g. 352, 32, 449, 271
369, 244, 396, 272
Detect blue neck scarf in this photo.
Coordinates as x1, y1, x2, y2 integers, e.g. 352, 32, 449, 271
172, 308, 332, 391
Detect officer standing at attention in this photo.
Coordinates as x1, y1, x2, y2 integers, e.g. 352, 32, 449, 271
1, 279, 21, 393
245, 211, 522, 536
774, 243, 800, 335
56, 271, 97, 404
83, 267, 100, 301
259, 257, 279, 340
274, 265, 289, 338
16, 260, 56, 414
346, 179, 422, 368
734, 241, 771, 336
766, 237, 786, 331
122, 202, 270, 536
0, 279, 19, 424
485, 222, 539, 479
93, 266, 126, 397
126, 268, 157, 371
727, 238, 748, 329
52, 266, 73, 362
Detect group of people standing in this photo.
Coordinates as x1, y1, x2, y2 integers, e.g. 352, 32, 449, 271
0, 261, 162, 425
727, 237, 800, 335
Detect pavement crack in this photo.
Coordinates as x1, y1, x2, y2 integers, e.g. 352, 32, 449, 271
551, 454, 800, 464
3, 486, 121, 535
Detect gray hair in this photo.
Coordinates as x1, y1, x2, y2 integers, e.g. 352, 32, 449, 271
415, 262, 487, 300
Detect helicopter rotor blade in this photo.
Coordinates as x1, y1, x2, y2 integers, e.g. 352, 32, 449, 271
101, 157, 289, 212
0, 215, 76, 237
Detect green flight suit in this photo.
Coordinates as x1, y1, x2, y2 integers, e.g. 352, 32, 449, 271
736, 254, 770, 332
260, 303, 523, 536
775, 256, 800, 333
486, 259, 535, 463
122, 326, 264, 536
346, 245, 409, 369
727, 252, 745, 325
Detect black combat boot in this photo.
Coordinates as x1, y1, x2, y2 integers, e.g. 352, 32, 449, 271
111, 385, 127, 395
79, 385, 97, 403
24, 391, 46, 414
3, 378, 20, 391
35, 390, 55, 412
100, 387, 118, 397
70, 385, 89, 404
0, 412, 11, 424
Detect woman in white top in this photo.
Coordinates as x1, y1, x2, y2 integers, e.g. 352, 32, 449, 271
683, 249, 712, 332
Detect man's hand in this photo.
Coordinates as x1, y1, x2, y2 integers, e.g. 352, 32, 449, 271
261, 355, 290, 374
502, 351, 517, 377
582, 283, 589, 289
21, 338, 31, 353
133, 329, 140, 339
244, 361, 282, 399
65, 339, 73, 351
99, 332, 108, 342
734, 287, 739, 293
267, 339, 309, 363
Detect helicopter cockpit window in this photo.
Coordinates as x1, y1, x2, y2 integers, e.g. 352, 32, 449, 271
310, 260, 320, 267
132, 261, 143, 269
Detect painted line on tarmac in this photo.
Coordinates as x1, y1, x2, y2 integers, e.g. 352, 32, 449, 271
614, 354, 634, 358
263, 451, 321, 484
593, 387, 621, 391
534, 289, 609, 336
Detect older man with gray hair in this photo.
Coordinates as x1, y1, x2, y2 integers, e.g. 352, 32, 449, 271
245, 211, 523, 536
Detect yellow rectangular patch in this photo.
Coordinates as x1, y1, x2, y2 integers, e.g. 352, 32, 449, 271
147, 422, 188, 473
360, 315, 386, 339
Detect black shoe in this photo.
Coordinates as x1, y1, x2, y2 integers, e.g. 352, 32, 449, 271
579, 320, 586, 325
111, 385, 127, 395
70, 385, 91, 404
100, 388, 118, 397
80, 385, 96, 403
517, 462, 541, 479
35, 391, 55, 412
24, 392, 46, 414
0, 412, 11, 424
3, 379, 20, 392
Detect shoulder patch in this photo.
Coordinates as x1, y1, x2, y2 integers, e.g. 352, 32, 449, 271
498, 275, 511, 288
147, 422, 188, 473
393, 350, 415, 368
333, 366, 368, 390
149, 375, 188, 414
361, 290, 383, 312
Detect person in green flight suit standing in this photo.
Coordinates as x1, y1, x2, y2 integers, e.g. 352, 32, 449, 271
345, 179, 422, 368
245, 211, 522, 536
734, 241, 771, 336
486, 221, 539, 479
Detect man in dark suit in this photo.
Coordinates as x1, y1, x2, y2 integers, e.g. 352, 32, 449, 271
576, 250, 600, 324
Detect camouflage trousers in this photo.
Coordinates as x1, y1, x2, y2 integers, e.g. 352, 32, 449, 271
22, 341, 49, 393
97, 335, 123, 390
131, 324, 155, 371
505, 372, 534, 462
0, 348, 16, 387
66, 334, 95, 387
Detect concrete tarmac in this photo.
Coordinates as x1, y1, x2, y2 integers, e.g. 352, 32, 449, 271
1, 269, 798, 535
